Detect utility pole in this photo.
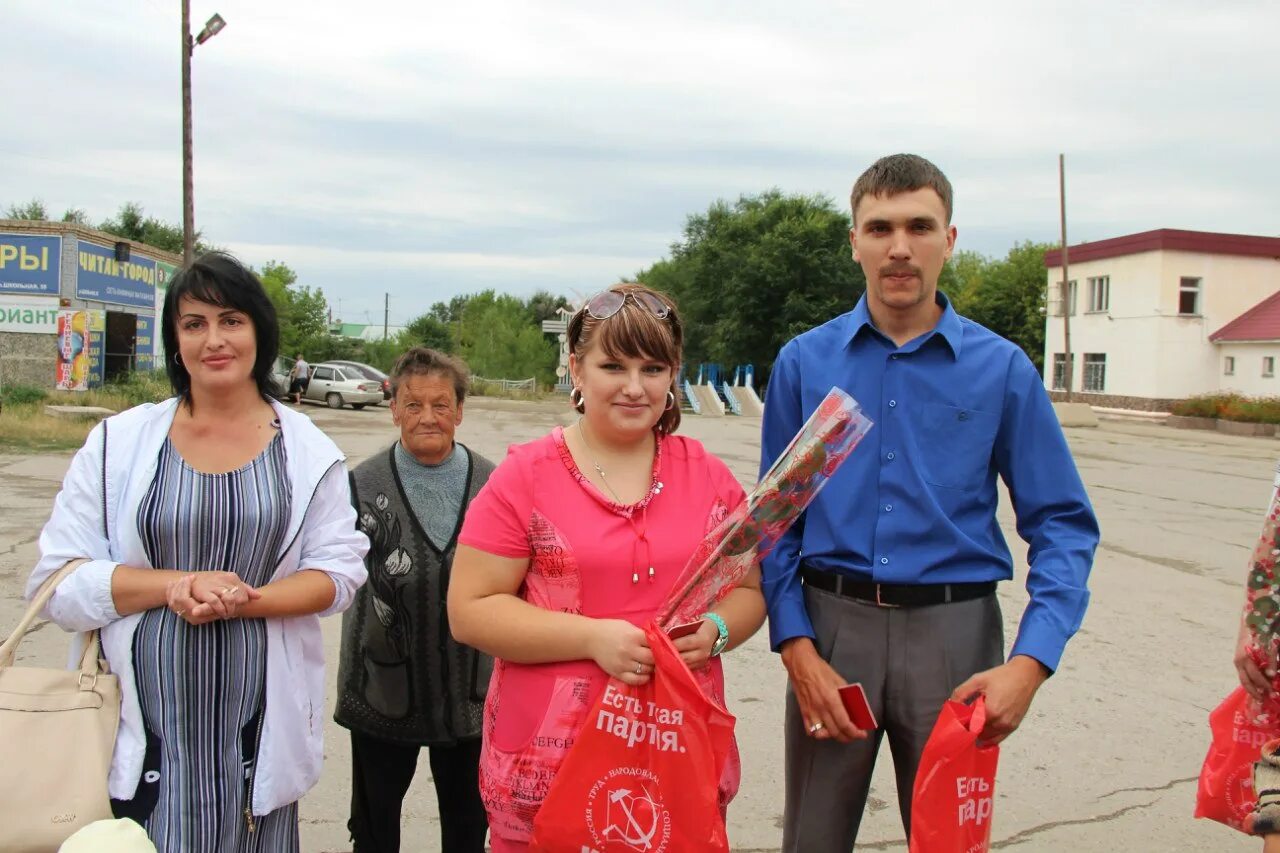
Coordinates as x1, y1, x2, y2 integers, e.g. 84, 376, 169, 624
1058, 153, 1074, 402
181, 0, 194, 266
181, 5, 226, 267
384, 293, 389, 341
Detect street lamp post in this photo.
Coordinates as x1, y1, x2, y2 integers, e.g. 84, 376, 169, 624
181, 3, 226, 266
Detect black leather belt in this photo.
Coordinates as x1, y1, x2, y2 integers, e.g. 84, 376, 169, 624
801, 567, 996, 608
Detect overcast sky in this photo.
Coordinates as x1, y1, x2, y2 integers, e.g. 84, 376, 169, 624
4, 0, 1277, 325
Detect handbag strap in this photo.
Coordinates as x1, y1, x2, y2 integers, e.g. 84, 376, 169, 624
0, 558, 91, 669
101, 417, 109, 540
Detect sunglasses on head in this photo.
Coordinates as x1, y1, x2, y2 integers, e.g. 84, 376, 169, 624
581, 289, 671, 321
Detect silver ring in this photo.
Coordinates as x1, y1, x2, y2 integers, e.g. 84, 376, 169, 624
808, 722, 824, 734
634, 662, 643, 675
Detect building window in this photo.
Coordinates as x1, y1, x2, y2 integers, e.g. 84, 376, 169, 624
1224, 356, 1235, 376
1050, 280, 1078, 316
1052, 353, 1073, 391
1083, 353, 1106, 392
1266, 357, 1276, 378
1179, 277, 1201, 315
1087, 276, 1110, 312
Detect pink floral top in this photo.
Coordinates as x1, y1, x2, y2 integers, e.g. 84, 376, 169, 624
457, 427, 746, 845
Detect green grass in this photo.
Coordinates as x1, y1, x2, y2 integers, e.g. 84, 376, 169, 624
0, 403, 97, 452
0, 372, 173, 454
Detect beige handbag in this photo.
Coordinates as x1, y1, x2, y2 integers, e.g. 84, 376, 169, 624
0, 559, 122, 853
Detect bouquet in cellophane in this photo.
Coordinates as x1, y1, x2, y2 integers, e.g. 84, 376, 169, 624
657, 387, 873, 626
1196, 461, 1280, 832
1243, 461, 1280, 715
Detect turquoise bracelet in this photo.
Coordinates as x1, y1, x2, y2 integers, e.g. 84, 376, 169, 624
702, 612, 729, 656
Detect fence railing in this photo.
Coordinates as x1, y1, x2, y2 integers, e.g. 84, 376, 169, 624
472, 376, 537, 393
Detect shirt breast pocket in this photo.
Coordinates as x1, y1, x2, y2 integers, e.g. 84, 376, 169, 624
917, 402, 999, 491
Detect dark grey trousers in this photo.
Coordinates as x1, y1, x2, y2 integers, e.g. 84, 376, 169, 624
782, 584, 1004, 853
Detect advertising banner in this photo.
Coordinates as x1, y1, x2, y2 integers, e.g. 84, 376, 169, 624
0, 296, 59, 334
135, 313, 156, 372
76, 240, 158, 308
56, 309, 105, 391
153, 260, 176, 368
0, 234, 61, 296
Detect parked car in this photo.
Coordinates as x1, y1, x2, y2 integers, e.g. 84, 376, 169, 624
301, 363, 385, 410
327, 360, 392, 400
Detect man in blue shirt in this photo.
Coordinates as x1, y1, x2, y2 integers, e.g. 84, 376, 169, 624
761, 154, 1099, 851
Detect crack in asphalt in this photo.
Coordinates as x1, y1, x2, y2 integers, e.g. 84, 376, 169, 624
1097, 542, 1208, 576
1089, 483, 1258, 516
989, 798, 1165, 848
737, 778, 1200, 853
1095, 776, 1198, 801
2, 532, 40, 557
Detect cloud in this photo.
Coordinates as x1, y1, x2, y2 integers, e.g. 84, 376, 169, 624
3, 0, 1278, 323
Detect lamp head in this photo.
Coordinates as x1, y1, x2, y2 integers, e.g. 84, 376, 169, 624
195, 13, 226, 45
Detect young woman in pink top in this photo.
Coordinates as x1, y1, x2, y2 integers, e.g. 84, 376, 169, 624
449, 283, 767, 851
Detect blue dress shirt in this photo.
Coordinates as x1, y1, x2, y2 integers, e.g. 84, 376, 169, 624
759, 293, 1099, 671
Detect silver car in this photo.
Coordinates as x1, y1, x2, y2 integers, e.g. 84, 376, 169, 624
302, 363, 384, 410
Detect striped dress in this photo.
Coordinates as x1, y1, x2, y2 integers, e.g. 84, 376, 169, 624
127, 433, 297, 852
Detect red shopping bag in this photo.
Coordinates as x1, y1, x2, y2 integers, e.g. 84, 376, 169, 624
530, 622, 736, 853
909, 697, 1000, 853
1195, 687, 1280, 832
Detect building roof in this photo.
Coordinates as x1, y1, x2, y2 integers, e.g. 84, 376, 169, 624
330, 322, 365, 338
1044, 229, 1280, 268
1210, 290, 1280, 343
0, 219, 182, 266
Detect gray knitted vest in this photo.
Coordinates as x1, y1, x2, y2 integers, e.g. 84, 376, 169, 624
334, 442, 495, 744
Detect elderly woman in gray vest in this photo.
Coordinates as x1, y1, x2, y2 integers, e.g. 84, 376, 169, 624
334, 347, 495, 853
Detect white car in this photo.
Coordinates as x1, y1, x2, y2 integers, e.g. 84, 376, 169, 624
301, 363, 385, 410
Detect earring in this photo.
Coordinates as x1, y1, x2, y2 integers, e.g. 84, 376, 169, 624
569, 387, 584, 410
665, 390, 676, 411
173, 352, 183, 367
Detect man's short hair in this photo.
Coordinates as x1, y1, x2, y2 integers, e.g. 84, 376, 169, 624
389, 347, 470, 404
850, 154, 953, 225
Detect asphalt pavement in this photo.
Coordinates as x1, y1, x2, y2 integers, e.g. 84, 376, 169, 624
0, 397, 1270, 851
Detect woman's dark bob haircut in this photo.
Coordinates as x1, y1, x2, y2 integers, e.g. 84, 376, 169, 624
162, 252, 280, 408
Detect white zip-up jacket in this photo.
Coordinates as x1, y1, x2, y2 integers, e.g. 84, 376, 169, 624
26, 397, 369, 815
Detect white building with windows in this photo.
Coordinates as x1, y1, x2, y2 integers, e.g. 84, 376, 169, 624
1043, 229, 1280, 409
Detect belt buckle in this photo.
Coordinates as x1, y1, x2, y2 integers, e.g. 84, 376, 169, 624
874, 584, 900, 608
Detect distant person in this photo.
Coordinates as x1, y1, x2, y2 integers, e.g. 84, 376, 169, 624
288, 353, 309, 404
27, 252, 369, 852
448, 283, 767, 851
760, 153, 1100, 851
334, 347, 495, 853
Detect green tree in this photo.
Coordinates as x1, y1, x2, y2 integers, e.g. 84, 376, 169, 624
939, 249, 989, 317
61, 208, 89, 224
404, 313, 454, 353
359, 334, 417, 372
5, 199, 47, 219
525, 290, 572, 324
98, 202, 214, 255
959, 241, 1051, 372
451, 290, 558, 386
258, 261, 330, 360
637, 190, 865, 383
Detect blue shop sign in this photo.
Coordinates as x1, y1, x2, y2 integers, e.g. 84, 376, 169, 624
76, 241, 158, 308
0, 233, 61, 296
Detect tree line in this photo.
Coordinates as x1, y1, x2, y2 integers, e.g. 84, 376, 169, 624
636, 190, 1052, 380
7, 195, 1053, 388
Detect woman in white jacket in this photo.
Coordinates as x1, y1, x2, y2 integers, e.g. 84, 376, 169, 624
26, 253, 368, 853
